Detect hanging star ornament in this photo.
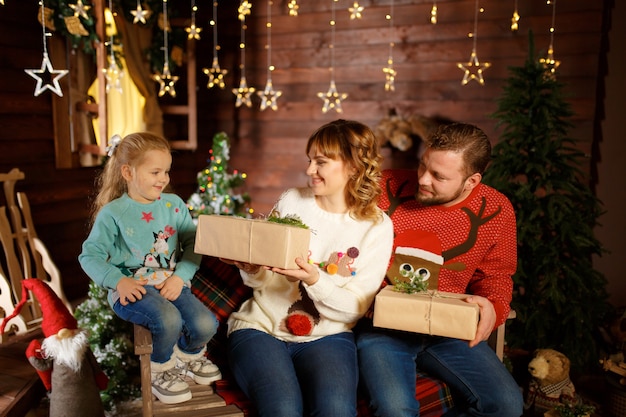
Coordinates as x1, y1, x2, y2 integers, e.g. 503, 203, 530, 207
104, 60, 123, 93
457, 50, 491, 85
288, 0, 299, 16
131, 2, 152, 24
186, 23, 202, 40
238, 1, 252, 21
539, 47, 561, 80
203, 57, 228, 89
383, 61, 396, 92
349, 2, 364, 20
69, 0, 91, 20
317, 80, 348, 113
258, 79, 282, 111
25, 53, 69, 97
153, 63, 178, 97
233, 76, 255, 108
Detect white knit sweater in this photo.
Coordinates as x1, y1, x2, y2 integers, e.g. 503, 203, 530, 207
228, 187, 394, 342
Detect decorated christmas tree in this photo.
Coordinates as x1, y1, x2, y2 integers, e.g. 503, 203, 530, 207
482, 34, 611, 371
187, 132, 252, 218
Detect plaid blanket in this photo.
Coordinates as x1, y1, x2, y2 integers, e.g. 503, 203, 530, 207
191, 255, 453, 416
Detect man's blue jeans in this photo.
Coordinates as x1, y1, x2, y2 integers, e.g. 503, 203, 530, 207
355, 327, 523, 417
228, 328, 358, 417
113, 286, 219, 363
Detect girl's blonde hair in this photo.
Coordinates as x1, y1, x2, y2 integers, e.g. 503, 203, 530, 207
90, 132, 171, 224
306, 119, 384, 223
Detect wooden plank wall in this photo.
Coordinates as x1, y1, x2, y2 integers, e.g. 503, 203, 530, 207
0, 0, 609, 303
202, 0, 606, 215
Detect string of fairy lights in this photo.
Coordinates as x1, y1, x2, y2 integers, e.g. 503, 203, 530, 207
12, 0, 564, 110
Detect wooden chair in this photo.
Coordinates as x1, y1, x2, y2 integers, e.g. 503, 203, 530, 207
134, 324, 243, 417
0, 168, 72, 343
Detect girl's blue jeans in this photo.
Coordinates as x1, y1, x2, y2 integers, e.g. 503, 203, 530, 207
113, 285, 219, 363
228, 328, 358, 417
355, 327, 523, 417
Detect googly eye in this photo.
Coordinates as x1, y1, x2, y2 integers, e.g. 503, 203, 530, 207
399, 263, 414, 277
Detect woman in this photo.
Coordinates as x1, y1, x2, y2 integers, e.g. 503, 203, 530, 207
225, 119, 394, 417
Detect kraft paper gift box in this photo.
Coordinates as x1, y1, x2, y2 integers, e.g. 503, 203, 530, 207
373, 285, 479, 340
194, 215, 311, 269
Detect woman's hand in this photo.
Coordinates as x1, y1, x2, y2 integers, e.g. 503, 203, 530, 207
116, 277, 147, 305
155, 275, 184, 301
271, 257, 320, 286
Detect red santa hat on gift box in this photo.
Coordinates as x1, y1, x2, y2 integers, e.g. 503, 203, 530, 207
1, 278, 77, 337
393, 230, 444, 265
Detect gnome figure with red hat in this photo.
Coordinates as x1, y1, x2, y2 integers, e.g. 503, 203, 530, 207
1, 278, 108, 417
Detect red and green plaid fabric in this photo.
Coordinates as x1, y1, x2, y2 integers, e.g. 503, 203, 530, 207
191, 255, 453, 416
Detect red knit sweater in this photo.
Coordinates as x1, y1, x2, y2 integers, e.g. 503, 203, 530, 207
379, 169, 517, 328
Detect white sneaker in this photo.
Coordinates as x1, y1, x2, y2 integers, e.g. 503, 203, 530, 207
174, 346, 222, 385
151, 359, 192, 404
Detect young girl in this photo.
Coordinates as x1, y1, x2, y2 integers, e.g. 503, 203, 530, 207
79, 132, 221, 405
226, 119, 394, 417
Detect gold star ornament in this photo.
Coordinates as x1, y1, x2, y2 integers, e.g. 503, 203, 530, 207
69, 0, 91, 20
258, 79, 282, 111
203, 57, 228, 89
153, 64, 178, 97
233, 76, 255, 108
457, 50, 491, 85
317, 80, 347, 113
186, 24, 202, 40
131, 2, 152, 24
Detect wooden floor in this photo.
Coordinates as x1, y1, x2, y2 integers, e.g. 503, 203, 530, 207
0, 328, 243, 417
0, 328, 45, 417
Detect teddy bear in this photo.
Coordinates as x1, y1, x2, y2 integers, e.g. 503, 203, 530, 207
523, 348, 580, 416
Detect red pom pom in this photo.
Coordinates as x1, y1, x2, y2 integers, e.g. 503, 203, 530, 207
285, 313, 313, 336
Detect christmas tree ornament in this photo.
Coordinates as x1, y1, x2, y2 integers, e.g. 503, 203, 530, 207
383, 1, 396, 92
153, 0, 178, 97
233, 0, 255, 107
539, 0, 560, 79
456, 0, 491, 85
26, 0, 69, 97
185, 0, 202, 40
511, 0, 520, 32
103, 0, 123, 94
130, 0, 151, 24
288, 0, 299, 16
430, 2, 437, 24
69, 0, 91, 20
317, 0, 347, 113
203, 1, 228, 89
349, 2, 364, 20
258, 0, 282, 111
64, 15, 89, 36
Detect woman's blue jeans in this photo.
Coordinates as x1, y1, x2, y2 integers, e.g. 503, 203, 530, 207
355, 328, 523, 417
113, 286, 219, 363
228, 328, 358, 417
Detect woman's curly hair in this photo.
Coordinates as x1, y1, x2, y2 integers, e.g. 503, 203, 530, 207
306, 119, 384, 223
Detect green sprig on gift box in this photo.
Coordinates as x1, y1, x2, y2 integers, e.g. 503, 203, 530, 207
266, 214, 309, 229
393, 277, 428, 294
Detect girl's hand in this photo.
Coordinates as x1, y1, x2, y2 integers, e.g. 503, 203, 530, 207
117, 277, 147, 305
271, 257, 319, 286
155, 275, 184, 301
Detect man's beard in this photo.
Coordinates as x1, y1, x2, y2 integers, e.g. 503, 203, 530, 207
415, 182, 465, 206
41, 330, 89, 372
